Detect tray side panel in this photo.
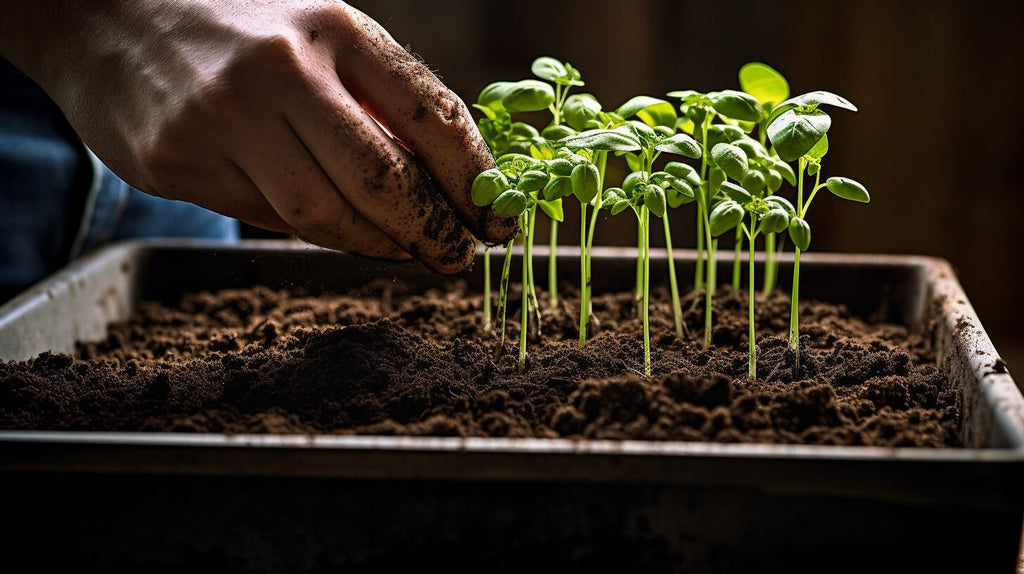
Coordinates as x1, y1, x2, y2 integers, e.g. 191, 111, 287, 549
2, 471, 1019, 573
0, 243, 140, 361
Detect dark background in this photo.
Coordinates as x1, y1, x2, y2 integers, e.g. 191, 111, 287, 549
345, 0, 1023, 370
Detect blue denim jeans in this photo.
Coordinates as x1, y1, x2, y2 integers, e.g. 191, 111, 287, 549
0, 58, 239, 297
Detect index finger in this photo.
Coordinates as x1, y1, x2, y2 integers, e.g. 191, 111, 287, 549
331, 6, 518, 246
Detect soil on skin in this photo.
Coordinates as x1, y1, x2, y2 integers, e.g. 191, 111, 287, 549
0, 280, 960, 447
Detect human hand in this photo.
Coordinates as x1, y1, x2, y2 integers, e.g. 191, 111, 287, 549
0, 0, 515, 274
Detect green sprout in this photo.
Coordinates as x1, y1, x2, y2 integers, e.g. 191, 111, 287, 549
737, 62, 792, 294
706, 135, 794, 292
562, 119, 700, 375
765, 91, 869, 370
473, 70, 555, 345
470, 56, 871, 381
667, 88, 762, 348
473, 151, 575, 371
535, 90, 613, 347
611, 96, 692, 339
528, 57, 587, 309
708, 178, 795, 379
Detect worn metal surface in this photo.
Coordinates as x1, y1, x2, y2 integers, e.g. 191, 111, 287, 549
0, 239, 1022, 572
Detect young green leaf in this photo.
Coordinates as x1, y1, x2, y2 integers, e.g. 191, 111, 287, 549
666, 186, 696, 208
502, 80, 556, 112
709, 90, 763, 122
825, 177, 870, 203
769, 90, 857, 125
616, 96, 678, 127
492, 189, 527, 217
472, 168, 509, 206
734, 138, 768, 159
665, 162, 701, 188
571, 163, 601, 204
807, 134, 829, 161
708, 167, 726, 197
711, 143, 749, 181
542, 175, 574, 201
770, 157, 797, 185
765, 195, 797, 216
537, 198, 565, 221
622, 171, 645, 193
511, 122, 540, 139
478, 82, 513, 108
767, 110, 832, 162
546, 158, 574, 177
643, 184, 667, 217
759, 208, 791, 234
788, 216, 812, 250
765, 169, 783, 193
531, 57, 567, 83
541, 124, 576, 141
655, 133, 702, 158
517, 170, 550, 193
558, 129, 642, 152
721, 181, 753, 204
563, 94, 603, 131
778, 90, 858, 113
472, 103, 498, 120
709, 200, 745, 236
738, 62, 790, 107
603, 186, 626, 202
704, 124, 744, 151
741, 170, 766, 194
529, 140, 555, 160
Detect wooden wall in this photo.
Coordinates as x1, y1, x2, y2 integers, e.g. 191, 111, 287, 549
355, 0, 1024, 366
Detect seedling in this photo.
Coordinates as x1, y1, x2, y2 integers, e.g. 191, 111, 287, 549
473, 151, 574, 371
706, 135, 793, 291
562, 119, 700, 375
611, 96, 692, 339
528, 57, 586, 308
708, 172, 795, 379
766, 92, 869, 369
667, 88, 762, 348
475, 57, 615, 350
737, 62, 792, 294
470, 58, 871, 381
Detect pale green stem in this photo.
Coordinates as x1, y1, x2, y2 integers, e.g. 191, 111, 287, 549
702, 212, 715, 348
801, 170, 825, 218
663, 215, 683, 339
520, 210, 536, 372
549, 216, 558, 307
732, 226, 743, 290
695, 113, 712, 292
494, 237, 515, 361
641, 206, 651, 376
526, 205, 541, 333
635, 220, 643, 316
790, 158, 806, 355
483, 247, 491, 332
695, 216, 705, 290
709, 239, 719, 287
790, 247, 802, 354
747, 218, 757, 380
762, 232, 777, 294
578, 202, 588, 346
585, 151, 607, 321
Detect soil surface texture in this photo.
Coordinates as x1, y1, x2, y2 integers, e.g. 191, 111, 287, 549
0, 280, 960, 446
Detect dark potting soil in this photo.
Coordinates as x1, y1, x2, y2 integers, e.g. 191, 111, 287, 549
0, 280, 960, 447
